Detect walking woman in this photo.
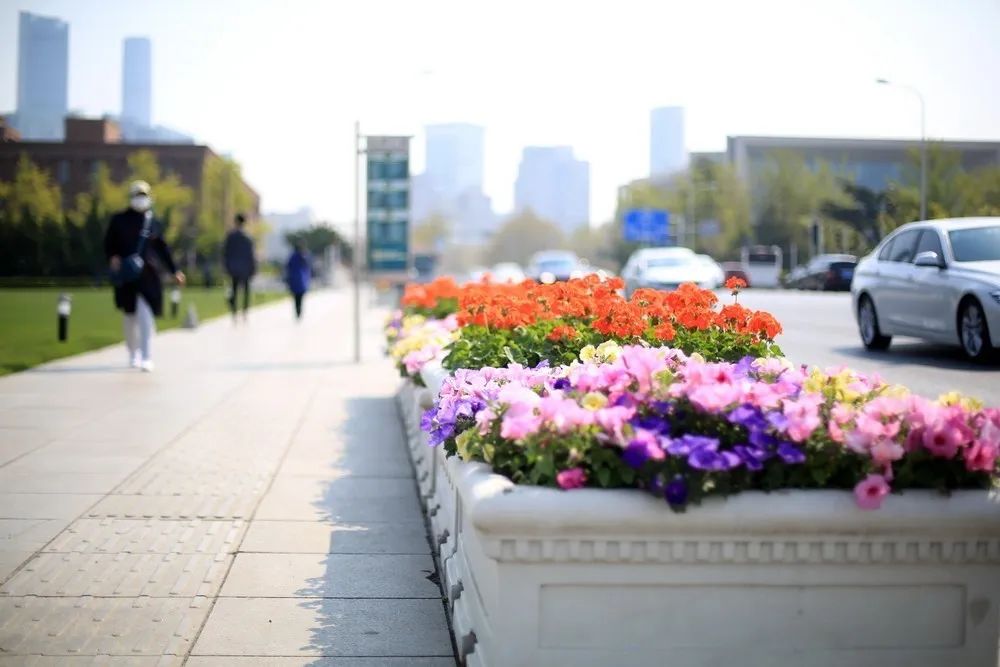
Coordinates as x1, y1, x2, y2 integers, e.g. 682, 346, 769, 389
104, 181, 185, 372
285, 242, 311, 319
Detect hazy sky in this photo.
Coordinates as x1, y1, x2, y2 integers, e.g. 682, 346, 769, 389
2, 0, 999, 229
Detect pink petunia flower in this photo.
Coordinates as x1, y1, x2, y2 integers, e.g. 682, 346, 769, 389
964, 440, 999, 473
854, 473, 891, 510
556, 467, 587, 490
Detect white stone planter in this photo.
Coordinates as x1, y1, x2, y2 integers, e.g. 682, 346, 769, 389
446, 459, 1000, 667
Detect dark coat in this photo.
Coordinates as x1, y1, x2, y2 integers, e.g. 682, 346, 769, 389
223, 229, 257, 279
285, 250, 311, 295
104, 208, 178, 316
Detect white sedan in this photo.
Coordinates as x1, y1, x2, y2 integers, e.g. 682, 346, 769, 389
851, 217, 1000, 360
621, 247, 721, 297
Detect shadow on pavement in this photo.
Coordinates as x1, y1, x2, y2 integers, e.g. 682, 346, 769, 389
294, 394, 454, 664
831, 344, 1000, 371
29, 364, 134, 374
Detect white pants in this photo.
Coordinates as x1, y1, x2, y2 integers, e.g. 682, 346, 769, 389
124, 296, 155, 362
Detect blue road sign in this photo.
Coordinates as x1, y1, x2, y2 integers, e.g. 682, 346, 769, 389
623, 209, 671, 244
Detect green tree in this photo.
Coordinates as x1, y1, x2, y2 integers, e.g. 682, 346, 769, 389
198, 155, 253, 262
412, 213, 451, 252
126, 151, 194, 247
753, 150, 843, 262
485, 211, 566, 266
0, 153, 62, 225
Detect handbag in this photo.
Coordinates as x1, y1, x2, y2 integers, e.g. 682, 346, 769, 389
111, 212, 153, 287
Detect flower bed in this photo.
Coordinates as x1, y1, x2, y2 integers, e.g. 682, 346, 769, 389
389, 276, 1000, 666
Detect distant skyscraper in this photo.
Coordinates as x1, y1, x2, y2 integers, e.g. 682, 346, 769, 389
13, 11, 69, 140
122, 37, 152, 127
414, 123, 495, 244
514, 146, 590, 234
424, 123, 484, 200
649, 106, 687, 177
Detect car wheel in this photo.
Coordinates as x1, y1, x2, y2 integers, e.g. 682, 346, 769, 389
858, 295, 891, 351
958, 299, 994, 361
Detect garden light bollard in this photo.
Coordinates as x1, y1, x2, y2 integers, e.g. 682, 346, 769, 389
170, 287, 181, 319
57, 293, 71, 342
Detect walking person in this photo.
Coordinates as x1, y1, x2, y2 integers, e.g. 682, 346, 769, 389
223, 212, 256, 323
105, 180, 185, 372
285, 242, 311, 320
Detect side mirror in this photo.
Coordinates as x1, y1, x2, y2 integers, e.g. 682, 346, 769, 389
914, 251, 945, 269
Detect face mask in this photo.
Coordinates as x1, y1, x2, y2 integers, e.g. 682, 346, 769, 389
130, 195, 151, 212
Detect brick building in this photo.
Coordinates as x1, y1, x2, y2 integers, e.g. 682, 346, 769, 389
0, 116, 259, 219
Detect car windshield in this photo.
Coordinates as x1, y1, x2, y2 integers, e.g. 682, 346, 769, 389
948, 226, 1000, 262
646, 257, 689, 268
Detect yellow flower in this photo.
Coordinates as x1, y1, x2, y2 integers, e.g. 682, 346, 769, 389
802, 368, 827, 394
579, 345, 597, 364
688, 352, 705, 364
938, 391, 983, 411
581, 392, 608, 411
596, 340, 621, 362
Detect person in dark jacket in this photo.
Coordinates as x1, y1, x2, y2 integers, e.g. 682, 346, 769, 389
223, 213, 256, 322
285, 242, 311, 319
104, 180, 185, 372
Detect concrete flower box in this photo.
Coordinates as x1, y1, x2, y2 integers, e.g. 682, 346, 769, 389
444, 460, 1000, 667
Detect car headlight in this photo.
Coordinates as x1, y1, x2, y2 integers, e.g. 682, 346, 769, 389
540, 272, 556, 284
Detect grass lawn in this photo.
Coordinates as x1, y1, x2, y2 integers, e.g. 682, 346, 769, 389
0, 286, 287, 376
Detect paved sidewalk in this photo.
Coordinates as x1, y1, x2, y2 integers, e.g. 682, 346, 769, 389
0, 289, 455, 665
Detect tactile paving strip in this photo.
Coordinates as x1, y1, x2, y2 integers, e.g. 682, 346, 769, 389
86, 493, 260, 520
0, 596, 209, 657
0, 552, 232, 597
44, 519, 246, 555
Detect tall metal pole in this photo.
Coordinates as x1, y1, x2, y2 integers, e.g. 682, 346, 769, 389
353, 121, 362, 364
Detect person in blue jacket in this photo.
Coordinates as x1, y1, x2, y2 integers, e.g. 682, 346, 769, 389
285, 242, 311, 319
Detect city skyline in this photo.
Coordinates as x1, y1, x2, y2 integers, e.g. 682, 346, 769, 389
1, 0, 999, 225
121, 36, 150, 127
12, 10, 67, 140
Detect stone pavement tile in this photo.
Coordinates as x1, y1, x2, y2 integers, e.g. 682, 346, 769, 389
0, 518, 66, 553
0, 657, 168, 666
0, 470, 131, 494
0, 595, 210, 656
0, 407, 91, 431
186, 658, 455, 666
44, 518, 246, 554
220, 553, 439, 598
192, 597, 453, 657
267, 476, 418, 502
0, 493, 101, 519
1, 551, 232, 597
115, 470, 273, 496
254, 489, 423, 524
278, 453, 413, 479
0, 551, 33, 582
241, 521, 429, 555
87, 493, 259, 520
0, 429, 51, 467
3, 452, 148, 475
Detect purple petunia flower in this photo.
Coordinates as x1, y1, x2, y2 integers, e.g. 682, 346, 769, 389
748, 429, 778, 448
622, 435, 665, 469
766, 412, 790, 431
728, 404, 767, 431
552, 378, 571, 391
777, 441, 806, 464
733, 356, 756, 378
666, 434, 719, 457
632, 414, 670, 434
687, 447, 742, 471
733, 444, 770, 471
664, 476, 688, 507
420, 407, 436, 433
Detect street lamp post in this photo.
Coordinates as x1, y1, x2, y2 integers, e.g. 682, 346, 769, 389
876, 78, 927, 220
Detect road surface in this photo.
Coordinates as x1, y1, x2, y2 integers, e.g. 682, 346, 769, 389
737, 289, 1000, 405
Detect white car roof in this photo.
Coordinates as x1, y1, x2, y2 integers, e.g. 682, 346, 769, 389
894, 217, 1000, 233
633, 247, 696, 260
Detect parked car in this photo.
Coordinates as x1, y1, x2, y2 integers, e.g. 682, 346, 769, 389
784, 265, 808, 289
696, 254, 726, 289
791, 254, 858, 291
851, 217, 1000, 360
621, 247, 719, 297
720, 261, 751, 288
489, 262, 526, 283
527, 250, 584, 284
